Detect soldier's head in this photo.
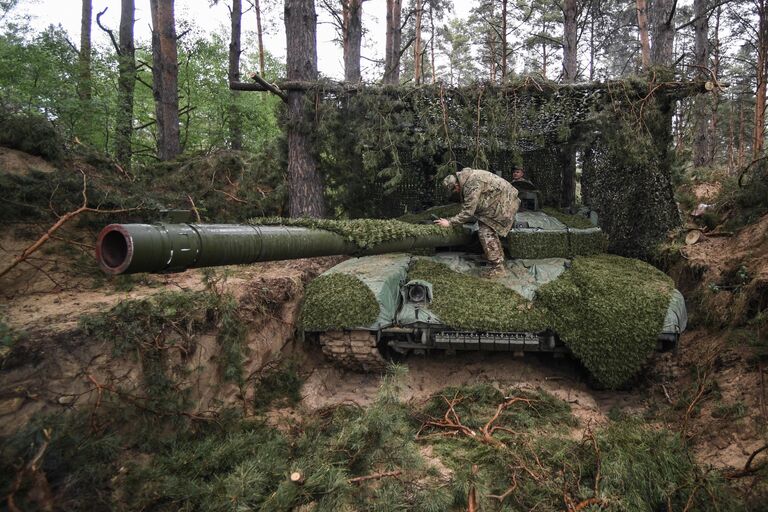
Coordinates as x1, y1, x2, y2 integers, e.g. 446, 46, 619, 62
512, 166, 525, 181
442, 174, 461, 200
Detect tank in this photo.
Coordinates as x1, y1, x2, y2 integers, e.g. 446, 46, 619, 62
96, 197, 687, 388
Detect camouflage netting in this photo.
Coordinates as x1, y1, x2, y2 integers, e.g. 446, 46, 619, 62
248, 216, 464, 250
305, 76, 700, 255
540, 207, 594, 229
301, 273, 379, 331
414, 255, 673, 388
505, 229, 607, 259
408, 259, 549, 332
536, 255, 674, 388
302, 254, 674, 388
506, 232, 571, 259
581, 100, 681, 258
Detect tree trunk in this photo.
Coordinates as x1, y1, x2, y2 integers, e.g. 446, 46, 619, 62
650, 0, 676, 68
501, 0, 508, 81
691, 0, 710, 167
229, 0, 243, 150
636, 0, 651, 70
150, 0, 181, 160
739, 103, 746, 167
709, 4, 722, 164
343, 0, 363, 82
79, 0, 92, 101
561, 0, 578, 208
753, 0, 767, 158
253, 0, 265, 75
589, 12, 595, 80
429, 2, 435, 83
116, 0, 136, 170
285, 0, 325, 217
563, 0, 577, 81
541, 20, 548, 77
414, 0, 423, 84
384, 0, 402, 84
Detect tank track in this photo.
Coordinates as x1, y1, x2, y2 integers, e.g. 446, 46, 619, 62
319, 330, 388, 372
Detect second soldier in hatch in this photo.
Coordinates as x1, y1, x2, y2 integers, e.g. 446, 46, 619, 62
434, 168, 520, 278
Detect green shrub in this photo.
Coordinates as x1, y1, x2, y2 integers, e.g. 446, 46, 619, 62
253, 359, 303, 410
0, 110, 63, 161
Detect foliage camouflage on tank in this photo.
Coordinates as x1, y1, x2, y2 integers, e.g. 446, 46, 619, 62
301, 273, 380, 331
248, 216, 464, 249
301, 254, 676, 388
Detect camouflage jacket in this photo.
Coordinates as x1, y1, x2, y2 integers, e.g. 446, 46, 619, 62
448, 168, 520, 236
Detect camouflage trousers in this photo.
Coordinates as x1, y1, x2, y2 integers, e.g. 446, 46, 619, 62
478, 222, 504, 268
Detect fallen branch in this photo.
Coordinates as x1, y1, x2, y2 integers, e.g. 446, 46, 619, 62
348, 469, 402, 484
0, 170, 142, 281
418, 393, 537, 447
214, 188, 248, 204
467, 464, 479, 512
416, 394, 478, 440
480, 396, 535, 446
571, 497, 604, 511
246, 73, 287, 101
727, 444, 768, 479
84, 374, 220, 425
488, 471, 518, 503
583, 427, 602, 498
187, 195, 202, 223
6, 428, 53, 512
681, 353, 715, 441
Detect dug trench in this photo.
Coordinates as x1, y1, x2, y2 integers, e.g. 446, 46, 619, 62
1, 222, 767, 509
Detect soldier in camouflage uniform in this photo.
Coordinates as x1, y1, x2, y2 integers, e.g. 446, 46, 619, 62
435, 168, 520, 278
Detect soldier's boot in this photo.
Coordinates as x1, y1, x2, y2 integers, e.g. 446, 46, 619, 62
478, 223, 507, 278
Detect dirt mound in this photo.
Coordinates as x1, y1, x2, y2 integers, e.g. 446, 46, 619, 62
0, 147, 56, 175
658, 213, 768, 473
0, 256, 341, 436
678, 212, 768, 326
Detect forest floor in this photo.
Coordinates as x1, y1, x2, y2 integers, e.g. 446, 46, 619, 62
0, 149, 766, 510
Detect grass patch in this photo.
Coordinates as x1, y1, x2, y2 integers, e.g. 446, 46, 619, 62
301, 273, 380, 330
417, 385, 739, 511
253, 359, 303, 410
0, 376, 743, 510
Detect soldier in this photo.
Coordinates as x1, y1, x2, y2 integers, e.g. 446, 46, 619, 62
434, 168, 520, 278
509, 165, 540, 211
511, 165, 526, 182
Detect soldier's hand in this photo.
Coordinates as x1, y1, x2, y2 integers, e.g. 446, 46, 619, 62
434, 218, 451, 228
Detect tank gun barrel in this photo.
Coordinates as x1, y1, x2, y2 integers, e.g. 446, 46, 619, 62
96, 223, 473, 275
